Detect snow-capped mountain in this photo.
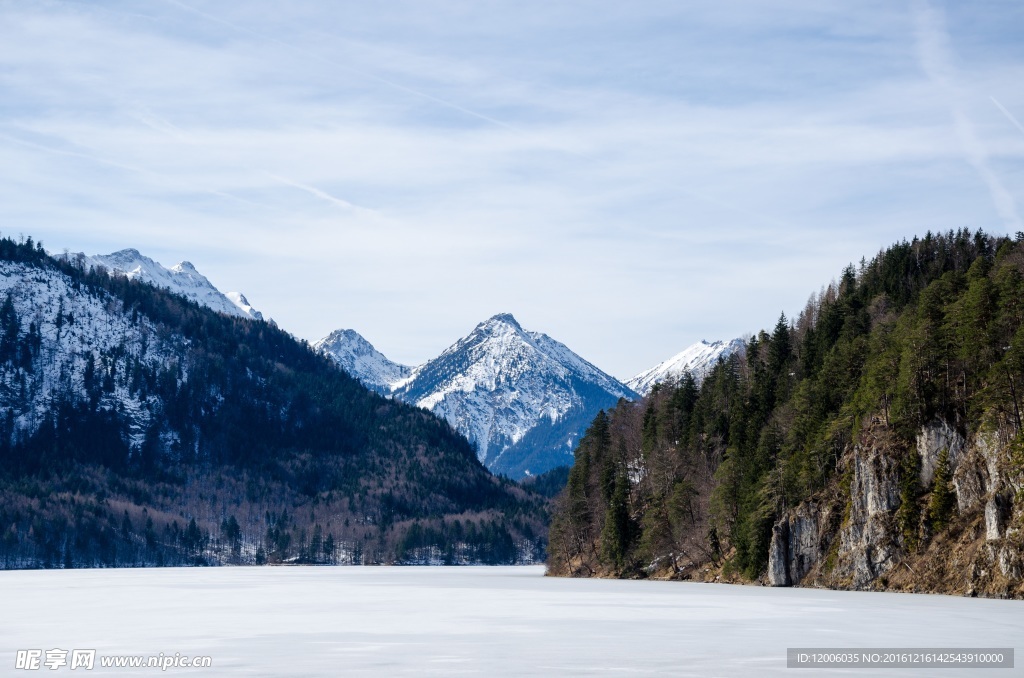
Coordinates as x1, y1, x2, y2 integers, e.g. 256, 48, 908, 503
312, 329, 412, 394
66, 249, 262, 321
319, 313, 637, 478
627, 338, 745, 395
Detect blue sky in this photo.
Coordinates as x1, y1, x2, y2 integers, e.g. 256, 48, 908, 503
1, 0, 1023, 379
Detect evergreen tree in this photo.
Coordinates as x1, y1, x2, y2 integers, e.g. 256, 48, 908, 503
599, 470, 635, 572
927, 449, 955, 532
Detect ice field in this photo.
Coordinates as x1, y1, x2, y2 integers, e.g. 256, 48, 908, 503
2, 566, 1022, 676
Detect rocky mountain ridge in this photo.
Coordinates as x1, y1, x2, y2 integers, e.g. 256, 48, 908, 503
64, 248, 262, 321
64, 246, 737, 483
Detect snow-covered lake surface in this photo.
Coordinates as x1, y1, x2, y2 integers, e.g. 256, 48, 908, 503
2, 566, 1021, 676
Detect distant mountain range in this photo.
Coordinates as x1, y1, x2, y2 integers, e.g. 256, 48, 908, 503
317, 314, 638, 477
316, 316, 742, 478
62, 246, 742, 479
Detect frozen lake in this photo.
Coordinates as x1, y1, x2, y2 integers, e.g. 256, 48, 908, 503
1, 566, 1021, 676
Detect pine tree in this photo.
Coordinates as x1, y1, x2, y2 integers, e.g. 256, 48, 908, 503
0, 293, 19, 364
927, 449, 955, 533
599, 470, 635, 572
896, 451, 921, 551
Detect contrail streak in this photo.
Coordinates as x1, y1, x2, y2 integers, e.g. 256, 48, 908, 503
265, 173, 358, 211
914, 2, 1021, 230
991, 97, 1024, 137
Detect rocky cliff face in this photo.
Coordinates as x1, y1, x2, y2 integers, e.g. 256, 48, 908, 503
918, 420, 965, 487
767, 500, 836, 587
834, 427, 903, 588
768, 419, 1023, 597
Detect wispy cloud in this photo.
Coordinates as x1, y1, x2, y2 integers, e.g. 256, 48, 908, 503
914, 1, 1021, 231
1, 1, 1022, 376
156, 0, 524, 133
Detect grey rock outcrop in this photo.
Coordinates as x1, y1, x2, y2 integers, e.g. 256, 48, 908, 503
985, 494, 1011, 541
953, 427, 1020, 547
953, 428, 1004, 513
997, 545, 1022, 580
768, 501, 831, 586
917, 420, 965, 487
767, 521, 791, 586
834, 435, 902, 588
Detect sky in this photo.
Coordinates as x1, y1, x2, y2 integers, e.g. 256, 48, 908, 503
1, 0, 1023, 380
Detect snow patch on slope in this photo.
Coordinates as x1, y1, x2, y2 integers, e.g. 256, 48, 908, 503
0, 259, 185, 446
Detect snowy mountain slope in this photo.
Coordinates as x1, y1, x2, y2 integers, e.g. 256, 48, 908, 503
0, 258, 186, 449
66, 249, 262, 321
627, 338, 745, 395
313, 329, 412, 394
387, 313, 638, 477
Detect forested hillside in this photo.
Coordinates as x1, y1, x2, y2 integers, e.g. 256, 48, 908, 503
548, 229, 1024, 597
0, 236, 548, 568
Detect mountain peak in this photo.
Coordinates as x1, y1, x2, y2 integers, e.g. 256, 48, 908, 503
315, 328, 412, 394
391, 315, 636, 476
483, 312, 521, 329
321, 328, 372, 349
103, 248, 152, 270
